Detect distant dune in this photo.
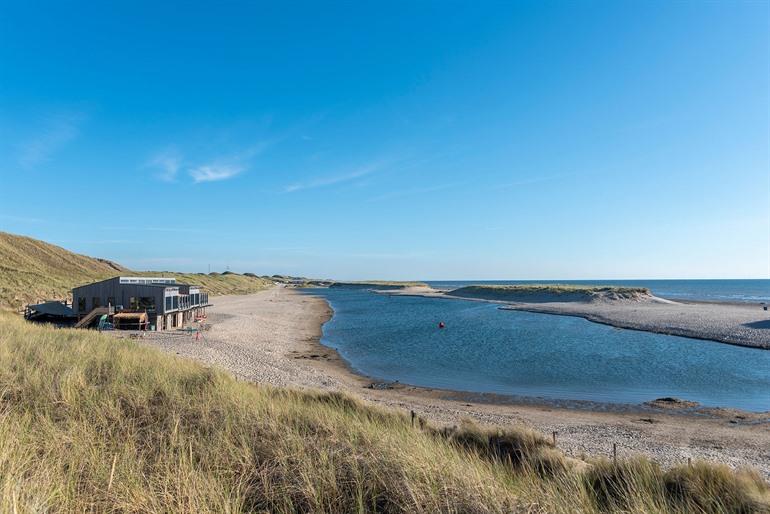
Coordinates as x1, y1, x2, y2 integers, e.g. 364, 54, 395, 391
448, 284, 661, 304
330, 280, 429, 290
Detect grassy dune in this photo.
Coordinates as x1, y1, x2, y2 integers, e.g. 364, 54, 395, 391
0, 231, 127, 309
449, 285, 653, 303
141, 271, 273, 296
330, 281, 428, 289
1, 313, 767, 513
0, 231, 272, 309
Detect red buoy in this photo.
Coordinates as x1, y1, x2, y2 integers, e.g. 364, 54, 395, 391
438, 321, 445, 329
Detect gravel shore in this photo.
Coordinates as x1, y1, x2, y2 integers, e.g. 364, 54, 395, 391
122, 287, 770, 477
502, 300, 770, 349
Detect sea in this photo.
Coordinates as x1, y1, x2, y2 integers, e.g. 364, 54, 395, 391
305, 280, 770, 412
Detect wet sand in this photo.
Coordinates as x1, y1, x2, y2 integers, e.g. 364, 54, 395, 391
378, 286, 770, 349
127, 287, 770, 477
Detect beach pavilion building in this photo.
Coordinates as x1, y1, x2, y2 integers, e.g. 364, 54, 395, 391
72, 276, 210, 330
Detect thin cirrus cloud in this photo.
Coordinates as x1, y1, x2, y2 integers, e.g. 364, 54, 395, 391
17, 112, 85, 168
284, 162, 383, 193
148, 148, 182, 182
148, 141, 269, 184
189, 163, 245, 183
367, 181, 465, 202
493, 171, 582, 190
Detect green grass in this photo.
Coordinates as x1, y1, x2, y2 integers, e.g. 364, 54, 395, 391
449, 285, 652, 302
330, 281, 428, 289
1, 313, 767, 513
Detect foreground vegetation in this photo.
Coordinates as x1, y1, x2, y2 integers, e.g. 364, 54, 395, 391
1, 314, 767, 513
0, 231, 272, 309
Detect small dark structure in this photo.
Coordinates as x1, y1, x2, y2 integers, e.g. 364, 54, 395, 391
24, 301, 76, 326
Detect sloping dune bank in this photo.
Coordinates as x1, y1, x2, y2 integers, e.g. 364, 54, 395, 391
377, 285, 770, 349
132, 288, 770, 478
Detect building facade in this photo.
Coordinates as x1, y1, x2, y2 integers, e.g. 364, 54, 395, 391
72, 276, 210, 330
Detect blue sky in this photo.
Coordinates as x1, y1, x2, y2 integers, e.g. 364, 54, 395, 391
1, 1, 768, 280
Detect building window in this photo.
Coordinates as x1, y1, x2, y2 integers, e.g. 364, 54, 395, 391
92, 297, 101, 309
129, 297, 139, 310
78, 298, 86, 312
172, 296, 178, 310
139, 297, 156, 312
107, 297, 115, 307
165, 296, 172, 311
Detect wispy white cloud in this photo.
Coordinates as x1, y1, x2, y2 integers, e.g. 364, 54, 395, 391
189, 164, 245, 183
494, 172, 580, 190
148, 148, 182, 182
18, 112, 85, 168
344, 251, 428, 260
368, 181, 465, 202
101, 225, 210, 234
138, 257, 193, 263
130, 257, 195, 266
146, 141, 269, 184
284, 162, 384, 193
0, 213, 46, 223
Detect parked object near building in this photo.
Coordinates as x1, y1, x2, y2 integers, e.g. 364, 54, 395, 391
113, 312, 148, 330
24, 301, 76, 326
72, 276, 211, 331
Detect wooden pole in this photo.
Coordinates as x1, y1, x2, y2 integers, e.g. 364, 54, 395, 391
411, 410, 415, 428
612, 443, 617, 465
552, 431, 557, 446
108, 454, 117, 492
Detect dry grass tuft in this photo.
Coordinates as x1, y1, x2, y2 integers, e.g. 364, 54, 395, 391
430, 419, 566, 475
664, 461, 770, 513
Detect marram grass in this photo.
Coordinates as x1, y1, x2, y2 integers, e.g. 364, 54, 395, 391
0, 313, 767, 513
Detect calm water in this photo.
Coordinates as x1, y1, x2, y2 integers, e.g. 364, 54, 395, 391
427, 279, 770, 303
307, 285, 770, 412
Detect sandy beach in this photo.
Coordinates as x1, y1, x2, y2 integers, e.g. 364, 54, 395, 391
125, 287, 770, 478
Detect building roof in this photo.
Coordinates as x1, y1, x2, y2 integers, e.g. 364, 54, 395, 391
28, 302, 75, 317
114, 312, 148, 320
118, 276, 176, 285
137, 283, 186, 288
72, 276, 199, 291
